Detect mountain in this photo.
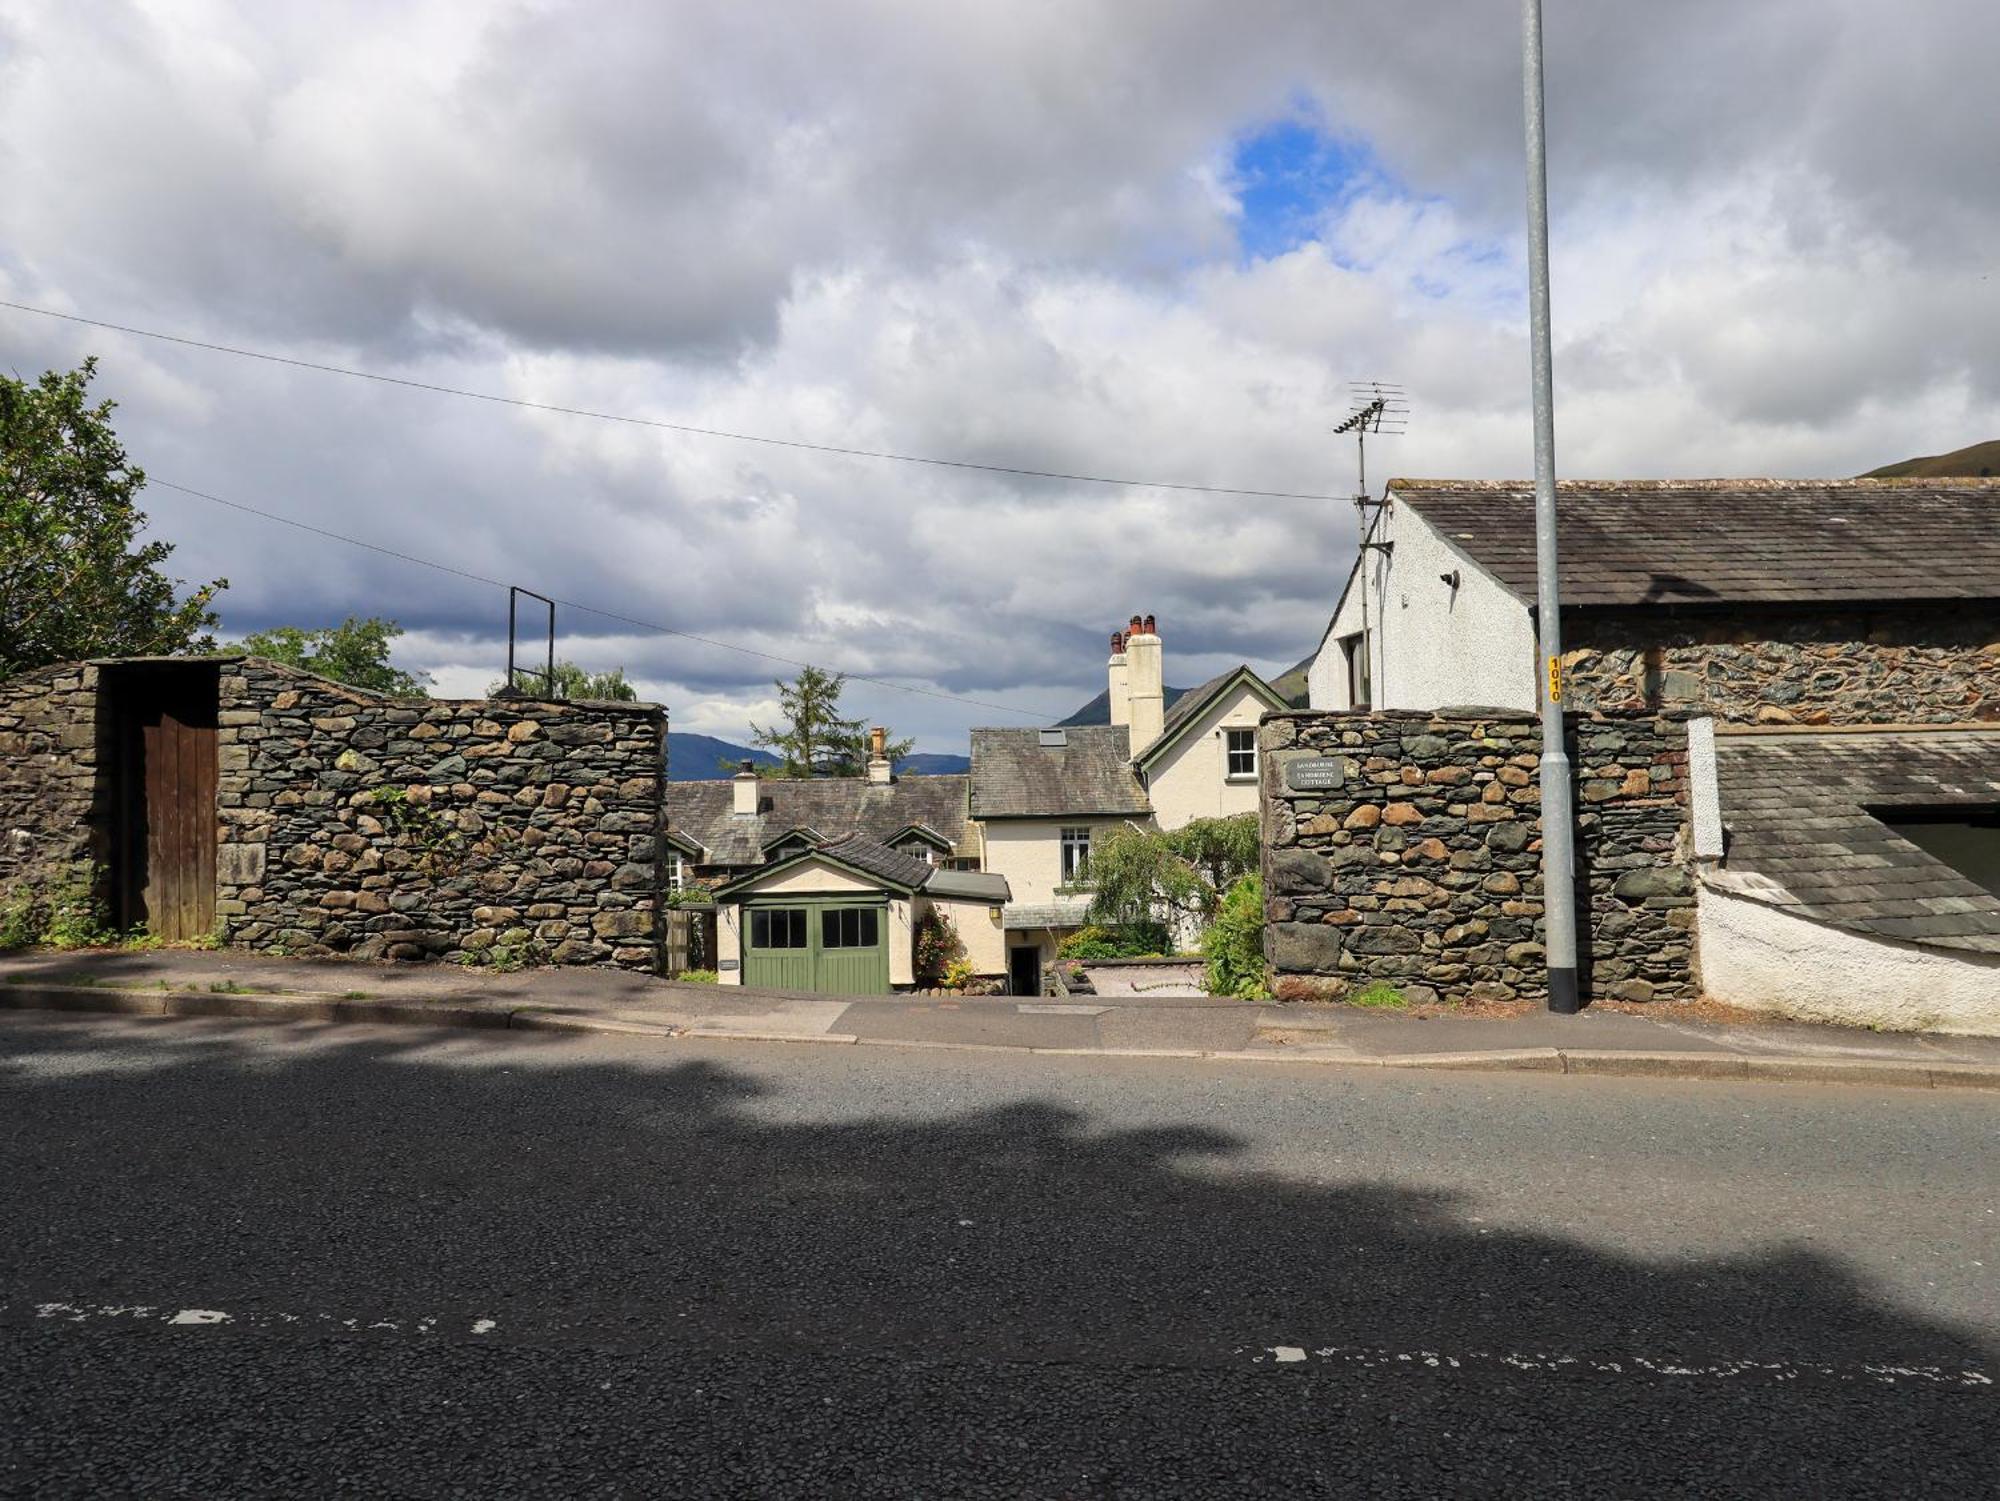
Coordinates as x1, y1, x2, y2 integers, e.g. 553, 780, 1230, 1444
1268, 654, 1314, 708
668, 733, 779, 781
1056, 684, 1191, 727
667, 732, 968, 781
1863, 440, 2000, 478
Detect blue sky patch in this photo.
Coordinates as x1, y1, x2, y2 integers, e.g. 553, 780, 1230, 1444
1230, 117, 1389, 261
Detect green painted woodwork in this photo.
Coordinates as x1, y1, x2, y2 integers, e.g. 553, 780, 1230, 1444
740, 896, 891, 995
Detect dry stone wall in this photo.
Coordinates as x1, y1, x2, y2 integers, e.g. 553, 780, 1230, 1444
217, 660, 666, 966
1260, 709, 1694, 1005
1563, 606, 1998, 725
0, 662, 109, 899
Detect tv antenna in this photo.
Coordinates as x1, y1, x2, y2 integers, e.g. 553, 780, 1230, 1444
1332, 381, 1408, 502
1331, 382, 1408, 712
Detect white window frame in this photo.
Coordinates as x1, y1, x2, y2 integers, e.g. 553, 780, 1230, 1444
1059, 826, 1092, 885
665, 850, 685, 892
1341, 631, 1372, 709
1224, 727, 1257, 780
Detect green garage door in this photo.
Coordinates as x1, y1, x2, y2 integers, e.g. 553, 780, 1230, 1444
741, 899, 891, 996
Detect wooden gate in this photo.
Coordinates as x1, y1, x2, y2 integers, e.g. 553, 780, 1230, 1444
112, 665, 220, 942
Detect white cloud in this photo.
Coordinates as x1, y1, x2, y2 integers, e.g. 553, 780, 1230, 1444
4, 0, 1997, 752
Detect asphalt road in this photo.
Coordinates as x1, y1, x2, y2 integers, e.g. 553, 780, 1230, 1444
2, 1013, 1995, 1497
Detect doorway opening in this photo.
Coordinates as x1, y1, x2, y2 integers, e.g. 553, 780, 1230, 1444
104, 662, 220, 941
1008, 945, 1042, 997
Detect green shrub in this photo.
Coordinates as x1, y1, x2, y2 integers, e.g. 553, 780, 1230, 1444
1058, 921, 1171, 961
0, 891, 36, 953
678, 969, 719, 984
941, 956, 976, 990
913, 908, 966, 985
1200, 875, 1270, 1000
41, 867, 114, 950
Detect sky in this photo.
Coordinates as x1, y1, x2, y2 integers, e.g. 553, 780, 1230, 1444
5, 1, 1997, 752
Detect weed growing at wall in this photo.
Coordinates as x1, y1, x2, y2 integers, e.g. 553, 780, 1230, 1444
1200, 875, 1270, 1000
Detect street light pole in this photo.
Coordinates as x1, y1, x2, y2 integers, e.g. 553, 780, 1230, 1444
1521, 0, 1580, 1014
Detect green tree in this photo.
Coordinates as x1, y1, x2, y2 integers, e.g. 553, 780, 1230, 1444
1166, 814, 1260, 894
229, 617, 431, 696
0, 359, 225, 680
750, 666, 913, 777
487, 660, 638, 701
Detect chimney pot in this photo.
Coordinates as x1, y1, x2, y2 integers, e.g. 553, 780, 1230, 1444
1142, 613, 1157, 636
732, 760, 760, 814
866, 724, 893, 783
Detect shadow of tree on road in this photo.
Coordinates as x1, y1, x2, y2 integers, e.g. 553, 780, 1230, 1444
1, 1015, 1993, 1496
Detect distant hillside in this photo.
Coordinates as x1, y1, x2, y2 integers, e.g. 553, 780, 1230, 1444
1268, 654, 1314, 708
1056, 684, 1191, 727
668, 733, 779, 781
1863, 440, 2000, 478
667, 732, 967, 781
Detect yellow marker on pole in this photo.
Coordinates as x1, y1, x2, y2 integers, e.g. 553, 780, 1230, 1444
1546, 655, 1562, 704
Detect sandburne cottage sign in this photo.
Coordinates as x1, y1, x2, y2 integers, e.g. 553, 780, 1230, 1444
1283, 757, 1346, 792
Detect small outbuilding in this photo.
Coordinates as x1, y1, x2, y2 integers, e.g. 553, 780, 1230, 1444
711, 832, 1009, 995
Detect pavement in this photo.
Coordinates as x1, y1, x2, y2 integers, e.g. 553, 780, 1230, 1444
3, 944, 2000, 1091
1, 1013, 1994, 1495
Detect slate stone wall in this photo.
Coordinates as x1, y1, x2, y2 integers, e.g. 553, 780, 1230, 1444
217, 660, 666, 966
0, 662, 110, 900
1563, 605, 1998, 725
1259, 709, 1694, 1005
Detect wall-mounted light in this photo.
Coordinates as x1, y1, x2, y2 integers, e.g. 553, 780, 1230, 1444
1440, 569, 1462, 590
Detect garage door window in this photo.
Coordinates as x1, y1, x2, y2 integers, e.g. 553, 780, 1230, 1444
821, 907, 881, 948
750, 908, 808, 948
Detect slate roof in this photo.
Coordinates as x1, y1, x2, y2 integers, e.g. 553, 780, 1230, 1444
812, 834, 935, 891
1394, 478, 2000, 608
1001, 897, 1095, 930
1713, 728, 2000, 954
669, 775, 969, 868
924, 868, 1013, 902
968, 726, 1150, 819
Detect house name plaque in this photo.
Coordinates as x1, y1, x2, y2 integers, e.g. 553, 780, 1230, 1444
1283, 757, 1346, 792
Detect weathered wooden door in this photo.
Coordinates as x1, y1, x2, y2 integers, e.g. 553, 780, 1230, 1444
114, 666, 219, 941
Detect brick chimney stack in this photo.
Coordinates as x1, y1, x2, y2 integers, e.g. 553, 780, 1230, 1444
867, 725, 893, 784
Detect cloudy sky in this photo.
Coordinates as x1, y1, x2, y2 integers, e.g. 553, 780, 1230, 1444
5, 2, 1996, 752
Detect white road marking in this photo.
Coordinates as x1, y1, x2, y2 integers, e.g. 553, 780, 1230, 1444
1017, 1004, 1110, 1016
1255, 1342, 1992, 1389
168, 1309, 231, 1325
471, 1318, 498, 1335
26, 1301, 453, 1338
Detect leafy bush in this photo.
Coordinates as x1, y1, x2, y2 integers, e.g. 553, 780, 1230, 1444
1201, 875, 1270, 1000
41, 866, 115, 950
0, 891, 37, 953
678, 968, 719, 984
913, 908, 966, 985
941, 956, 977, 990
1057, 922, 1172, 961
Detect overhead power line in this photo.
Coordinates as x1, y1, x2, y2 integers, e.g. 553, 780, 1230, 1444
4, 299, 1346, 502
149, 477, 1045, 721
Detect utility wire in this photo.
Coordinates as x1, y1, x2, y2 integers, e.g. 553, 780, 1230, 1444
150, 477, 1047, 721
4, 298, 1344, 502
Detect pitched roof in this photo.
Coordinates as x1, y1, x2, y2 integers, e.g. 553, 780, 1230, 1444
1136, 664, 1287, 770
968, 725, 1150, 819
814, 833, 936, 891
668, 774, 968, 867
1713, 727, 2000, 955
1393, 478, 2000, 608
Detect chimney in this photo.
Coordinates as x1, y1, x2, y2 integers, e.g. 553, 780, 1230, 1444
1125, 612, 1164, 755
732, 759, 760, 815
867, 725, 893, 785
1107, 628, 1131, 727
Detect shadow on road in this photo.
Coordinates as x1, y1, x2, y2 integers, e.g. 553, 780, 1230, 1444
1, 1015, 1993, 1495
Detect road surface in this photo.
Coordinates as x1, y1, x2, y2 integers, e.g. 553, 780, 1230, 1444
2, 1013, 1994, 1496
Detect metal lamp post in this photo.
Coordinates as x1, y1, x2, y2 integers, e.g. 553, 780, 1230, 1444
1522, 0, 1580, 1014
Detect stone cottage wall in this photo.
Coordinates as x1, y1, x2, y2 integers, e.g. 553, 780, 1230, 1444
1563, 605, 1998, 725
216, 660, 666, 966
1259, 709, 1694, 1005
0, 662, 110, 901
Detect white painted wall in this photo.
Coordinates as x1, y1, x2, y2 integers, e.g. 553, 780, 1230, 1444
921, 893, 1008, 977
1306, 498, 1538, 712
1145, 680, 1271, 828
1698, 878, 2000, 1035
976, 815, 1139, 908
